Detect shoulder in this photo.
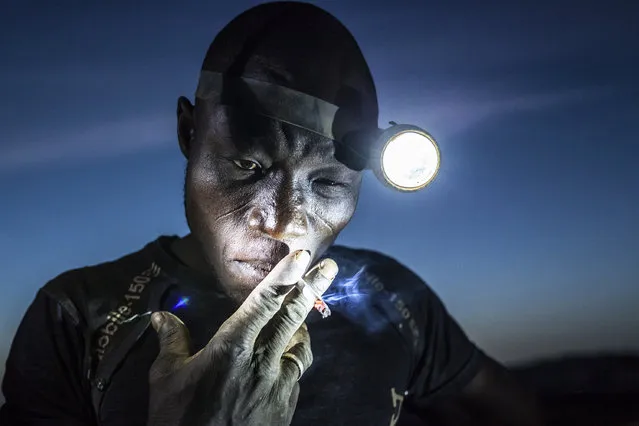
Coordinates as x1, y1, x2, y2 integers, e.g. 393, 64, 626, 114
326, 245, 487, 401
326, 244, 433, 297
324, 245, 440, 348
39, 238, 167, 327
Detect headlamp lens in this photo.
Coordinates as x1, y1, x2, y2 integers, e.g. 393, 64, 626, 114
380, 130, 440, 191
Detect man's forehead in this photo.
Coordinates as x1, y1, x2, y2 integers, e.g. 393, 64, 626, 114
199, 103, 336, 160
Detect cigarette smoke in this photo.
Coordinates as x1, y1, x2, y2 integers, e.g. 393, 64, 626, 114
322, 266, 402, 333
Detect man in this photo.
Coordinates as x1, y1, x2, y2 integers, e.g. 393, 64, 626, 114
1, 2, 544, 425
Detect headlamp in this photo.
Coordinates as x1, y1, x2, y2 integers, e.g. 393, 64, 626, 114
196, 71, 441, 192
377, 126, 440, 191
345, 123, 440, 192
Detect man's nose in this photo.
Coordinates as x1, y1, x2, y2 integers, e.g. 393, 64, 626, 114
247, 184, 309, 241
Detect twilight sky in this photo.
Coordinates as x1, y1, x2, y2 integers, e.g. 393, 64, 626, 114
1, 0, 638, 394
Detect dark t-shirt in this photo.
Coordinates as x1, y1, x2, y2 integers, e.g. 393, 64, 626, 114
0, 237, 484, 426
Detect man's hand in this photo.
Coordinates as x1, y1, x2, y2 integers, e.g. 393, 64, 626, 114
146, 250, 337, 426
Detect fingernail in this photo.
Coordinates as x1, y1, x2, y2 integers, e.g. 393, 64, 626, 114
318, 258, 338, 281
151, 312, 165, 331
294, 249, 311, 263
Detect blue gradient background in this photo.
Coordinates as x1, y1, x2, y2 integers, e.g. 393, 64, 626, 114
1, 0, 638, 401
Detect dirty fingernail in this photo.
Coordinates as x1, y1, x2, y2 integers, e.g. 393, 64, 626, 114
294, 249, 311, 263
318, 258, 338, 281
151, 312, 165, 331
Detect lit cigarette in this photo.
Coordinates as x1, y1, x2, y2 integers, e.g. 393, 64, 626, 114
313, 297, 331, 318
297, 279, 331, 319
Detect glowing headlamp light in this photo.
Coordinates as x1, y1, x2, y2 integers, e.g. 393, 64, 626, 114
368, 124, 440, 192
337, 123, 441, 192
196, 71, 441, 192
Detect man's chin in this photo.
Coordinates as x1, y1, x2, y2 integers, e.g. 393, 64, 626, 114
220, 260, 271, 302
225, 285, 256, 304
229, 260, 272, 282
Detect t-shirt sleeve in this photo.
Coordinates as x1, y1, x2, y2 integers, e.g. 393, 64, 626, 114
0, 289, 95, 426
404, 273, 486, 407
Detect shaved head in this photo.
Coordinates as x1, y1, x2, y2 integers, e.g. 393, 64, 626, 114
198, 1, 378, 131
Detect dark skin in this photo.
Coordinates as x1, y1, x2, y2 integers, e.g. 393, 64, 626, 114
174, 98, 362, 303
145, 94, 545, 425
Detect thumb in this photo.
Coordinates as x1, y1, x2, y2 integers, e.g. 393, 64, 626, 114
151, 311, 191, 360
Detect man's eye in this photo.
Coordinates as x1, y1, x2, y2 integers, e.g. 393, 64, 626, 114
315, 178, 345, 187
232, 159, 260, 171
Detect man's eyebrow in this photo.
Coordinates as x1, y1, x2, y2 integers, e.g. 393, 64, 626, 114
322, 162, 360, 176
208, 131, 276, 160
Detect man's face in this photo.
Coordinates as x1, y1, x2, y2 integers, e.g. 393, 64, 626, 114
184, 103, 362, 300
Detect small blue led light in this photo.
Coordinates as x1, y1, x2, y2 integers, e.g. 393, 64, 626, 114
172, 296, 190, 310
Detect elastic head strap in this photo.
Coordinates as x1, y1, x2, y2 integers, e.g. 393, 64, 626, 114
195, 70, 340, 140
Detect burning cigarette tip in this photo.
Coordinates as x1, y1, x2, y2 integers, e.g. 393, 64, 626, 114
314, 298, 331, 319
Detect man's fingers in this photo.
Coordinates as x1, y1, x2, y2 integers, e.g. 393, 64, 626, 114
283, 322, 308, 353
262, 258, 337, 360
278, 326, 313, 394
151, 311, 191, 361
301, 258, 338, 299
218, 250, 312, 345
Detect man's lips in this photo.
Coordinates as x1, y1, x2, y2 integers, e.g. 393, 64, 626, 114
230, 259, 277, 283
236, 259, 276, 273
227, 241, 291, 284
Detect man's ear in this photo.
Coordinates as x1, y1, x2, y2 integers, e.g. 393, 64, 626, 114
177, 96, 195, 158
